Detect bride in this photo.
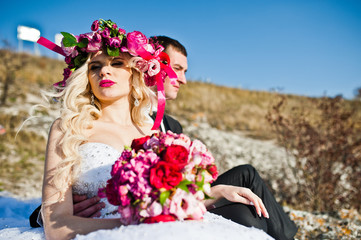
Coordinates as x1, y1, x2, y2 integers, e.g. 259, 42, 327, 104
2, 19, 272, 240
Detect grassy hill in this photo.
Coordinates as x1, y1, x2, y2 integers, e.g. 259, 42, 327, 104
0, 49, 360, 200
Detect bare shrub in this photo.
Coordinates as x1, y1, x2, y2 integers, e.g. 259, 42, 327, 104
266, 95, 361, 212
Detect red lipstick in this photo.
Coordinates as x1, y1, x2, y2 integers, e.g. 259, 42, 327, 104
99, 79, 115, 87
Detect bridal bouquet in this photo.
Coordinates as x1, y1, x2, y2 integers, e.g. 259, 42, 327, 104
98, 131, 218, 225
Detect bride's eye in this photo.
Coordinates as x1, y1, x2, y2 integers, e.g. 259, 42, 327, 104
89, 65, 100, 71
112, 61, 124, 67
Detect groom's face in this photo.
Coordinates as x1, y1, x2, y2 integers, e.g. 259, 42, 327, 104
164, 46, 188, 100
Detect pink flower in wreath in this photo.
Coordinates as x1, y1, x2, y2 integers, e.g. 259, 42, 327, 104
147, 59, 161, 76
123, 31, 149, 56
63, 68, 72, 79
144, 75, 156, 87
118, 28, 126, 35
101, 27, 110, 38
91, 20, 99, 31
65, 56, 72, 64
108, 37, 122, 48
132, 58, 148, 72
61, 36, 78, 58
85, 33, 102, 52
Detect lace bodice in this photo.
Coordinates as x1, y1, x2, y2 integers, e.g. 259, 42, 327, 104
72, 142, 121, 217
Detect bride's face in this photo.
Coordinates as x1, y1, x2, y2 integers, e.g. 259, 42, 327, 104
88, 51, 132, 103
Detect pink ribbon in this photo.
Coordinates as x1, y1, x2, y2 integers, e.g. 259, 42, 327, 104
149, 52, 177, 130
134, 49, 177, 131
152, 74, 166, 130
37, 37, 66, 56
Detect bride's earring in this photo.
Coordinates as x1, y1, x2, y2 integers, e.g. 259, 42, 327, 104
90, 92, 95, 106
134, 98, 139, 107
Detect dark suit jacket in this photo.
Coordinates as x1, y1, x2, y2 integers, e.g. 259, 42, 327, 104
151, 112, 183, 134
29, 113, 183, 228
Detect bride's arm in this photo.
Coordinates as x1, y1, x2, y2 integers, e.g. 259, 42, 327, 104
204, 184, 269, 218
42, 120, 121, 240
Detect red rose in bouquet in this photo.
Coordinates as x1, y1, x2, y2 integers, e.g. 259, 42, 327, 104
162, 145, 189, 170
208, 165, 219, 181
143, 214, 176, 223
150, 161, 183, 190
131, 135, 150, 152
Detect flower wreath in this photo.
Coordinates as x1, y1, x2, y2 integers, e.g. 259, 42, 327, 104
37, 19, 177, 130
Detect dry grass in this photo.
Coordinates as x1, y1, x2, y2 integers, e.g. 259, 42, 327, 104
0, 50, 58, 195
166, 81, 331, 139
0, 49, 65, 103
0, 112, 46, 195
1, 50, 360, 199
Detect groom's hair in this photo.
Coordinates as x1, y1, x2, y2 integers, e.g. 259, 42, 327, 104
150, 36, 187, 57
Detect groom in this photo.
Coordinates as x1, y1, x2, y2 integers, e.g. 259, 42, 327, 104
151, 36, 297, 240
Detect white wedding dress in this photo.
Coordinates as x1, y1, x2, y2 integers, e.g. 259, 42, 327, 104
0, 142, 273, 240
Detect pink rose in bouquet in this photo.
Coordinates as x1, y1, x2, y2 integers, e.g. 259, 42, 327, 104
99, 131, 218, 225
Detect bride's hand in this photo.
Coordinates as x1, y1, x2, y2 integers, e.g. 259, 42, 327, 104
208, 185, 269, 218
73, 194, 105, 218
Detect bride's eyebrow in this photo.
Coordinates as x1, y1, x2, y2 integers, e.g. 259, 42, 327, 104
89, 60, 101, 65
112, 56, 126, 61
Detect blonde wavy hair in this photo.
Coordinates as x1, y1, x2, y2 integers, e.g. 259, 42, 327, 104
48, 53, 152, 202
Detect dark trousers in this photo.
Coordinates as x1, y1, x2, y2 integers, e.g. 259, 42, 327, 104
209, 164, 298, 240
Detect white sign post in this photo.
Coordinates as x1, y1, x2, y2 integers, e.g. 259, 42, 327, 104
17, 25, 41, 55
55, 33, 64, 60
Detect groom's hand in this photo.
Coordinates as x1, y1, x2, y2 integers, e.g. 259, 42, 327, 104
73, 194, 105, 218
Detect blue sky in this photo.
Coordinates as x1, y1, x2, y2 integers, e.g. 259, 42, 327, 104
1, 0, 360, 99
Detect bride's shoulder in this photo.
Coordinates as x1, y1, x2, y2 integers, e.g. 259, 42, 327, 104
48, 118, 64, 141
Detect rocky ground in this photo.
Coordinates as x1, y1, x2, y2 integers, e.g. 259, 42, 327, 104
0, 93, 360, 239
181, 118, 361, 240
